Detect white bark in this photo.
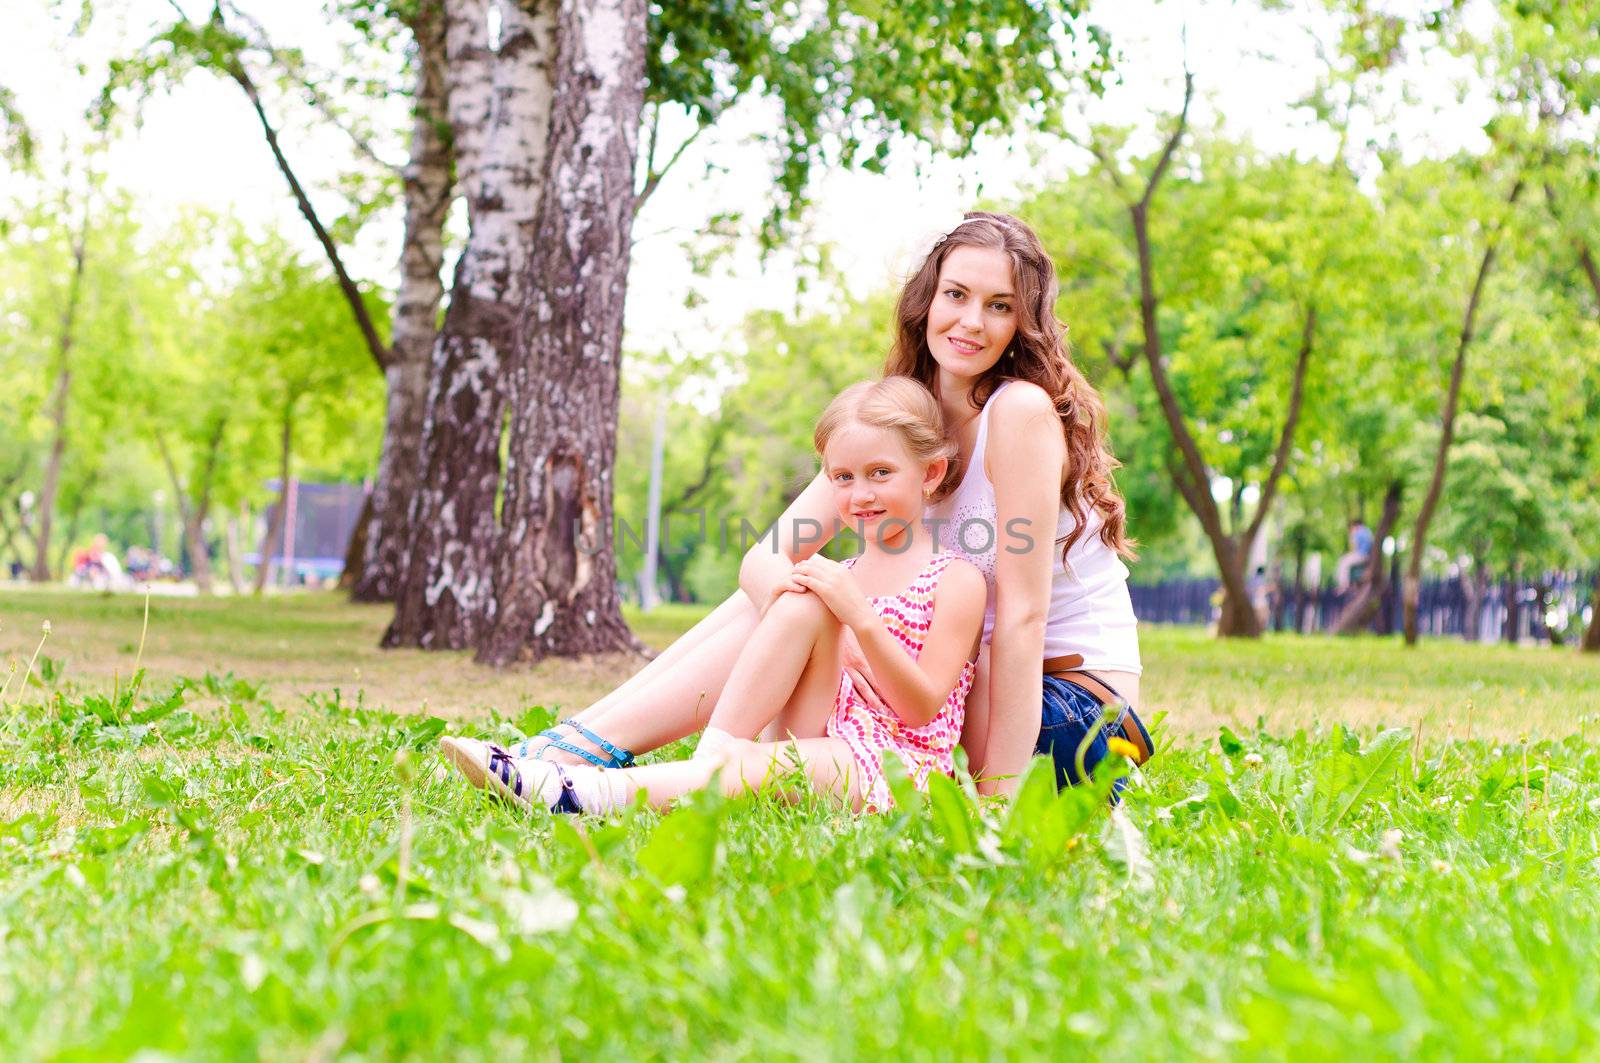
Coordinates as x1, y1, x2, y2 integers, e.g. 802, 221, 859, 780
443, 0, 494, 203
478, 0, 646, 663
387, 0, 556, 648
455, 0, 554, 307
352, 0, 453, 601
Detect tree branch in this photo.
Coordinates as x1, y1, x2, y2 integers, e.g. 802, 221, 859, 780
151, 427, 196, 526
1244, 302, 1316, 548
1165, 451, 1208, 520
221, 2, 398, 173
635, 120, 706, 216
195, 415, 227, 521
215, 15, 390, 371
1548, 184, 1600, 310
1063, 125, 1130, 198
1130, 71, 1222, 545
1407, 175, 1526, 586
1138, 71, 1195, 213
1100, 334, 1136, 377
664, 416, 731, 512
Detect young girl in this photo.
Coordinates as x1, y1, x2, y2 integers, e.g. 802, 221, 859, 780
441, 377, 988, 814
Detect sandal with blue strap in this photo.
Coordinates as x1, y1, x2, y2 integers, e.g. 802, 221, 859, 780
513, 720, 635, 770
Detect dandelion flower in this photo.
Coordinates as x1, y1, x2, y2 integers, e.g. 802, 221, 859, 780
1108, 736, 1139, 760
1243, 752, 1265, 768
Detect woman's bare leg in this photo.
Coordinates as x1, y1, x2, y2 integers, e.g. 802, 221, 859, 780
530, 594, 759, 762
531, 589, 836, 765
577, 736, 865, 812
572, 590, 757, 723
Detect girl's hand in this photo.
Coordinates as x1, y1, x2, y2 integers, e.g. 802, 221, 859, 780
790, 555, 874, 629
839, 627, 889, 712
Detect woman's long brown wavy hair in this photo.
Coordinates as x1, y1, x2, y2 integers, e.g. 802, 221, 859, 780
883, 210, 1134, 561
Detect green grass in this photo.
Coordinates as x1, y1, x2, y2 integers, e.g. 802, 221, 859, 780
2, 592, 1599, 1059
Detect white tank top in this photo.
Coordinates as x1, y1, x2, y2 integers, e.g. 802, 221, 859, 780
924, 381, 1142, 674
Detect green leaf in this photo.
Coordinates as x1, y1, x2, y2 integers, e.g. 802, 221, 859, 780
140, 774, 179, 808
636, 800, 721, 889
1330, 729, 1411, 826
926, 771, 976, 855
132, 681, 189, 724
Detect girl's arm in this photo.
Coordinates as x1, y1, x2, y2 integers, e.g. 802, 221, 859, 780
738, 469, 838, 615
981, 381, 1066, 795
792, 556, 987, 728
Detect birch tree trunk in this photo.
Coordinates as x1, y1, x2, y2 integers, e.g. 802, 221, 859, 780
351, 0, 454, 602
477, 0, 647, 665
385, 0, 555, 649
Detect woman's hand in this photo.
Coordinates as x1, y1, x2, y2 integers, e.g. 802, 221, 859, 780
790, 555, 875, 629
759, 565, 808, 618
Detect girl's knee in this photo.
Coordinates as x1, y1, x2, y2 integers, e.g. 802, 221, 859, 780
765, 589, 833, 630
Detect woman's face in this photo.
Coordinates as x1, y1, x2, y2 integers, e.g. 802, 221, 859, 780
824, 424, 945, 551
923, 245, 1019, 386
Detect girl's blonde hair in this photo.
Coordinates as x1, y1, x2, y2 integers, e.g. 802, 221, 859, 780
814, 377, 958, 496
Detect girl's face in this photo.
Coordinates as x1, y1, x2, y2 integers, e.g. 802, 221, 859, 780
923, 245, 1019, 386
824, 424, 946, 551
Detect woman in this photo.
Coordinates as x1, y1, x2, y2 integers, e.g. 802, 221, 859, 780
518, 211, 1147, 796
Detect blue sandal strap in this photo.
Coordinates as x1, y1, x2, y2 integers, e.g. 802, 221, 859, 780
513, 721, 633, 769
550, 765, 585, 815
564, 721, 635, 768
511, 727, 571, 759
512, 726, 569, 758
536, 737, 613, 770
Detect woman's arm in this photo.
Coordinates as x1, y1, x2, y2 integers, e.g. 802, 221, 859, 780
791, 556, 987, 727
738, 469, 838, 615
980, 382, 1066, 795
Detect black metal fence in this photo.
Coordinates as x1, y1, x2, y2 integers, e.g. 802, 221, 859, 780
1130, 565, 1598, 644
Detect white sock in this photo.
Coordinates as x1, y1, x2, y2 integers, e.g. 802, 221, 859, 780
564, 765, 637, 814
694, 726, 738, 761
518, 757, 636, 814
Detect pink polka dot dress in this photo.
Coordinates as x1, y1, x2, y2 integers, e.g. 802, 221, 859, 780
826, 553, 977, 813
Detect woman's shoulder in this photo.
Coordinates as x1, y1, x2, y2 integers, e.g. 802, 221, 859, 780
987, 378, 1056, 420
985, 379, 1066, 476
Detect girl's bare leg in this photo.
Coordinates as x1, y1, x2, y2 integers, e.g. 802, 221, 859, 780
702, 589, 844, 742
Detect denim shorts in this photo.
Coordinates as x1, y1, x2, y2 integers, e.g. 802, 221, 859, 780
1035, 675, 1137, 798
